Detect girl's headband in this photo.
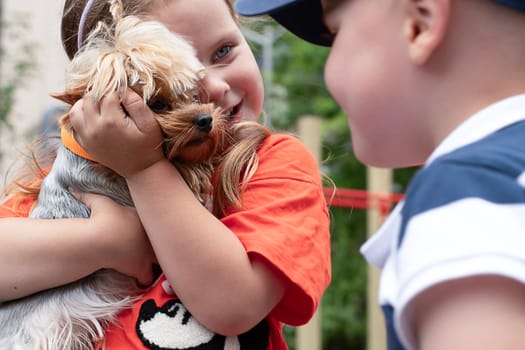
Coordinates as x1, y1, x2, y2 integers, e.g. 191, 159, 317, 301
77, 0, 95, 51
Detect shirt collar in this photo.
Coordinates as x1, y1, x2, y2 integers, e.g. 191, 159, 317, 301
426, 94, 525, 165
361, 94, 525, 267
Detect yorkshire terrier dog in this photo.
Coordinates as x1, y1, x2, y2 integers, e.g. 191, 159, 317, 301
0, 0, 269, 349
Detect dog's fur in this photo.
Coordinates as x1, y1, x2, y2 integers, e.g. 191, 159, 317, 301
0, 1, 269, 348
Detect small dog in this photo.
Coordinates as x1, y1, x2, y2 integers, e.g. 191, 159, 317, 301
0, 0, 269, 349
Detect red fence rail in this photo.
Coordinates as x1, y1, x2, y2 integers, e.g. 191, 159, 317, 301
323, 187, 404, 217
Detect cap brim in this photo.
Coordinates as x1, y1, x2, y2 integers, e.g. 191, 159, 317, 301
492, 0, 525, 12
235, 0, 333, 46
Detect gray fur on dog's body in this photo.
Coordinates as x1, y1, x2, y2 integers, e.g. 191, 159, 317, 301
0, 144, 141, 350
32, 145, 132, 216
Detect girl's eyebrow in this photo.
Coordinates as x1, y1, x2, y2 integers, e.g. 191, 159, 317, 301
206, 28, 241, 47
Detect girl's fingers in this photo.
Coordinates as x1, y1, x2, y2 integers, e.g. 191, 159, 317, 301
68, 98, 84, 131
120, 88, 159, 133
82, 93, 101, 118
69, 94, 101, 143
99, 91, 124, 119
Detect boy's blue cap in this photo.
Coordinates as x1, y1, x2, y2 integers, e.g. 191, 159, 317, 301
235, 0, 333, 46
493, 0, 525, 12
235, 0, 525, 47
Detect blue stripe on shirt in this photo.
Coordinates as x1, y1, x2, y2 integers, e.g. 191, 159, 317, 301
398, 121, 525, 247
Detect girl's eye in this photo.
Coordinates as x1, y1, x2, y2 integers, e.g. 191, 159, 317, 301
213, 45, 232, 62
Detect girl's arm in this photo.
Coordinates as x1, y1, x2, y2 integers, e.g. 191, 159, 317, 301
0, 192, 156, 301
126, 159, 285, 336
70, 91, 287, 336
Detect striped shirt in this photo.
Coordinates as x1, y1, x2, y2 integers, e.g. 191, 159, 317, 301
361, 94, 525, 350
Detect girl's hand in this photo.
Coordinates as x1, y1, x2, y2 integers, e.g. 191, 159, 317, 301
69, 89, 165, 178
76, 192, 157, 286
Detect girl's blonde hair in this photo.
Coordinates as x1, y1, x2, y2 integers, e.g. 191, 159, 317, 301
61, 0, 237, 59
4, 0, 243, 211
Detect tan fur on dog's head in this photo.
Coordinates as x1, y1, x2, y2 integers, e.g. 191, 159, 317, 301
52, 0, 228, 206
52, 0, 270, 216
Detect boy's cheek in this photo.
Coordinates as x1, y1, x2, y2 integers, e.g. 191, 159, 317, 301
324, 51, 348, 109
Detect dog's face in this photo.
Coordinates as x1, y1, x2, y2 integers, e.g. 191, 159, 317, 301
53, 12, 226, 165
139, 84, 226, 165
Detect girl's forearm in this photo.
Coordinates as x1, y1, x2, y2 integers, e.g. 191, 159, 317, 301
126, 160, 284, 335
0, 217, 102, 301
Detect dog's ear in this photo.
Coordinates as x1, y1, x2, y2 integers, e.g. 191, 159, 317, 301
49, 87, 84, 106
51, 88, 85, 131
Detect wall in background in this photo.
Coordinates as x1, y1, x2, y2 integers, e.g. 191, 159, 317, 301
0, 0, 68, 180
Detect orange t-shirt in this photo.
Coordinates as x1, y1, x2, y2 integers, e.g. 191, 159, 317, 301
0, 134, 331, 350
0, 194, 37, 217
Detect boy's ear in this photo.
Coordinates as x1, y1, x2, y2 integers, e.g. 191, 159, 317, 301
403, 0, 450, 65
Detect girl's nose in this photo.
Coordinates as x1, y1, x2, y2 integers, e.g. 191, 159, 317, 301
201, 71, 230, 103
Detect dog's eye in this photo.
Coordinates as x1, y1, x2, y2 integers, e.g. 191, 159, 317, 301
192, 95, 201, 103
148, 100, 170, 113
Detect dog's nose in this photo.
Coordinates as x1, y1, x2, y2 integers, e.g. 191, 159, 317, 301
194, 114, 213, 132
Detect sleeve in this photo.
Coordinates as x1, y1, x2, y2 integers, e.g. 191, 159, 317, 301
394, 158, 525, 349
0, 194, 35, 218
221, 134, 331, 326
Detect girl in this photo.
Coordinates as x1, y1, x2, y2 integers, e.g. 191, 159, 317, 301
0, 0, 331, 348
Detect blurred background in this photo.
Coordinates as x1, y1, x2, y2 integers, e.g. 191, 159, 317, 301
0, 0, 67, 173
0, 1, 419, 349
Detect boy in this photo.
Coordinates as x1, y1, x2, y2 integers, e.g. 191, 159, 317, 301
236, 0, 525, 349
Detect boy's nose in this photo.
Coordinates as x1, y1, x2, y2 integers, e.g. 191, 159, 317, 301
194, 114, 213, 132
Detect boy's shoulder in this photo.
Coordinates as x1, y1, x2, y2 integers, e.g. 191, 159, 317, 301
430, 119, 525, 175
403, 120, 525, 219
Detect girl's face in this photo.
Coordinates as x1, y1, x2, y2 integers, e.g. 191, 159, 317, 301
149, 0, 264, 125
